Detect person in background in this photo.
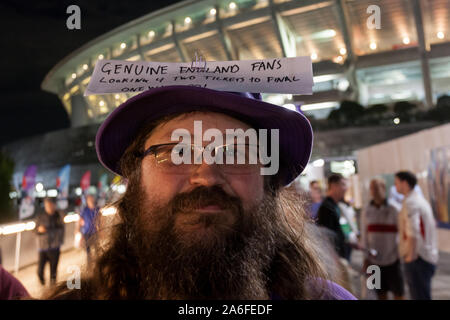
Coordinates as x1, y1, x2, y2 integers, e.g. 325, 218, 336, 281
35, 197, 65, 286
309, 180, 323, 220
360, 178, 404, 300
395, 171, 438, 300
338, 200, 359, 259
317, 174, 351, 261
0, 265, 29, 300
79, 194, 100, 266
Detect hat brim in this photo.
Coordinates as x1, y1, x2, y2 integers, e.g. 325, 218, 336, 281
95, 86, 313, 186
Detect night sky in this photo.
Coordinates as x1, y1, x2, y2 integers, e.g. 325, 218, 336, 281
0, 0, 182, 147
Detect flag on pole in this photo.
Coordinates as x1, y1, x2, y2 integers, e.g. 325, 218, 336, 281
80, 170, 91, 191
97, 173, 108, 207
19, 165, 37, 220
56, 164, 71, 210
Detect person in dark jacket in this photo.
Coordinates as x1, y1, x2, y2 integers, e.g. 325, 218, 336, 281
317, 174, 351, 260
35, 197, 65, 286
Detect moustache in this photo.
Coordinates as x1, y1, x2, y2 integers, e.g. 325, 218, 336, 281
167, 185, 243, 216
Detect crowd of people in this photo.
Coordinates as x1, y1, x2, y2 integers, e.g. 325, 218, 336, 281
308, 171, 439, 300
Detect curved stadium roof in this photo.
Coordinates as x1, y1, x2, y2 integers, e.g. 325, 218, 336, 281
42, 0, 450, 125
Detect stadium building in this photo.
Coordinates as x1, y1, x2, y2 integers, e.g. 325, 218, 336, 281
4, 0, 450, 203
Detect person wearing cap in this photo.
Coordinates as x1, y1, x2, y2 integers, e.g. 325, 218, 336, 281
45, 86, 355, 300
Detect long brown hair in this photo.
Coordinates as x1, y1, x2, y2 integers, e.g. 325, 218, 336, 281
44, 113, 340, 300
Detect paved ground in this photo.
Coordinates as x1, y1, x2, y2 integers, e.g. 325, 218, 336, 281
13, 248, 87, 299
348, 249, 450, 300
13, 247, 450, 300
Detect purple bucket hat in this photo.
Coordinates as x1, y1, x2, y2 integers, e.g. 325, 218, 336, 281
95, 85, 313, 186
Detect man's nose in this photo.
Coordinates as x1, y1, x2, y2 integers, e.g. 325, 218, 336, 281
189, 162, 225, 187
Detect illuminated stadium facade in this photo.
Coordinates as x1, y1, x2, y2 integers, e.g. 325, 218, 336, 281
3, 0, 447, 199
41, 0, 450, 126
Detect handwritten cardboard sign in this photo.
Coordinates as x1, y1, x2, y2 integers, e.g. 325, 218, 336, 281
84, 57, 313, 96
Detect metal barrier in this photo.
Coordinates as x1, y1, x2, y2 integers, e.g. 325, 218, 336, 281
0, 215, 79, 273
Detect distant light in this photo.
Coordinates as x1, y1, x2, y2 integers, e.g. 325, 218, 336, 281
117, 184, 126, 194
311, 52, 318, 60
36, 190, 47, 198
339, 47, 347, 55
437, 31, 444, 39
101, 206, 118, 216
335, 55, 343, 63
115, 94, 120, 100
71, 73, 77, 79
35, 183, 44, 192
393, 117, 400, 125
402, 36, 410, 45
1, 223, 26, 235
312, 29, 337, 39
313, 159, 325, 168
75, 187, 82, 196
9, 191, 18, 199
265, 94, 284, 106
370, 42, 377, 50
301, 101, 338, 111
210, 8, 217, 15
64, 213, 80, 223
282, 103, 296, 111
184, 16, 192, 24
344, 160, 354, 169
229, 2, 237, 9
98, 54, 104, 60
47, 189, 58, 197
82, 64, 88, 71
313, 74, 338, 83
148, 30, 155, 38
120, 42, 126, 49
25, 221, 36, 231
337, 79, 350, 92
99, 100, 105, 107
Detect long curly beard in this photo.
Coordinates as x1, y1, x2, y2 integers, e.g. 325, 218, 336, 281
124, 184, 281, 300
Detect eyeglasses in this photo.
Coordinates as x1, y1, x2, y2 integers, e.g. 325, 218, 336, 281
139, 143, 262, 175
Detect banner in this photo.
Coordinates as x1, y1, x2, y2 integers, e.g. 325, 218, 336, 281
19, 165, 37, 220
56, 164, 71, 210
80, 170, 91, 191
85, 57, 314, 95
428, 146, 450, 227
97, 173, 108, 207
21, 165, 37, 191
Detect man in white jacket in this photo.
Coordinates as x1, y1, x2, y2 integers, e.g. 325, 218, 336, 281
395, 171, 439, 300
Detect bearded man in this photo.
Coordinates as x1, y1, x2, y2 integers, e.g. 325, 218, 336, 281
46, 86, 355, 300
